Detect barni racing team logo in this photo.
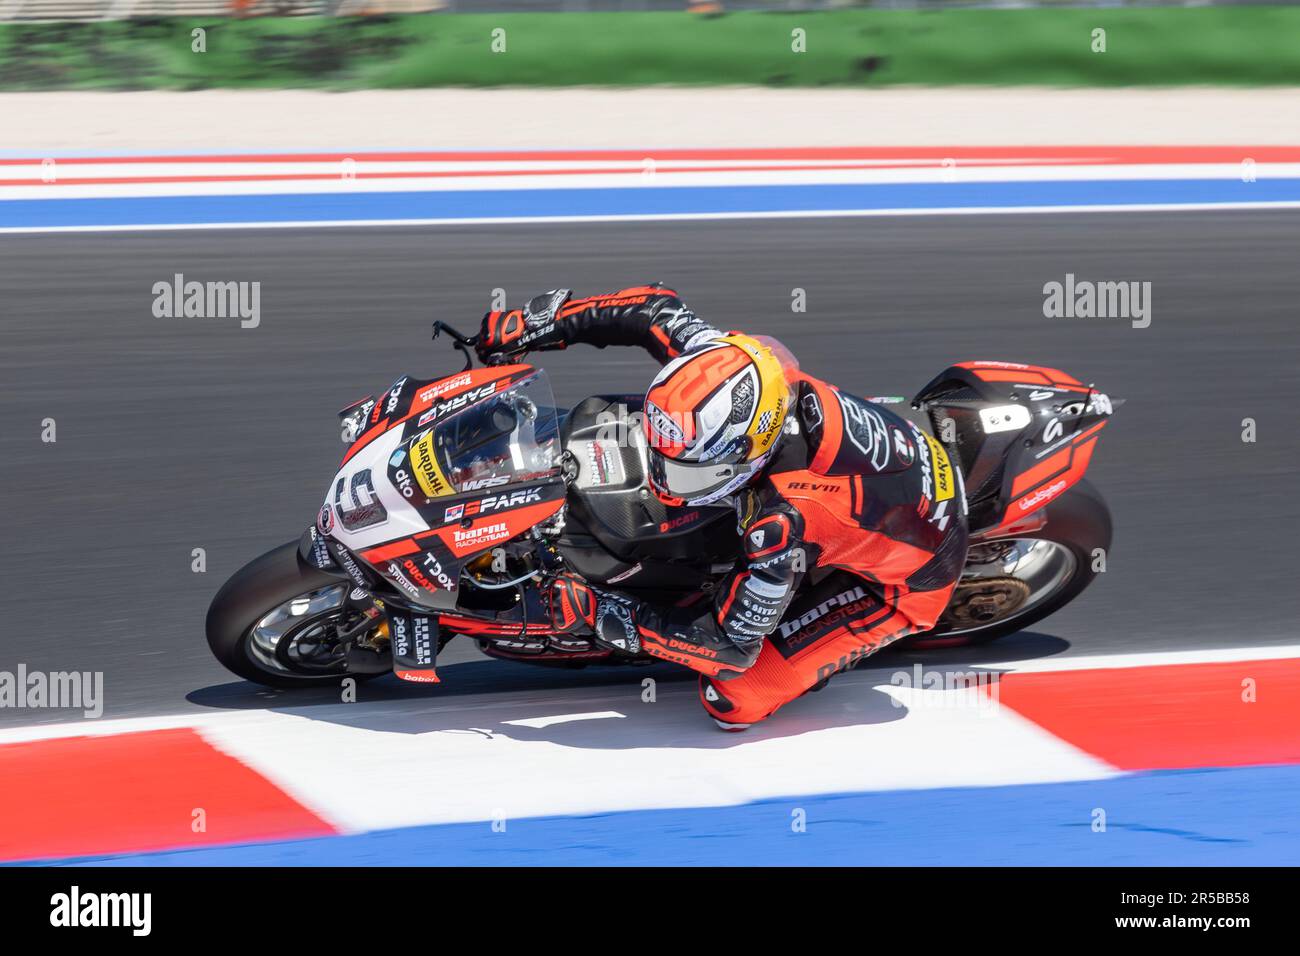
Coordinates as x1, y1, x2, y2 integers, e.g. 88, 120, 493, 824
778, 585, 870, 640
453, 522, 510, 550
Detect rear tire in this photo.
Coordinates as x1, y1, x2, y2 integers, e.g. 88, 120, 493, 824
905, 478, 1112, 650
206, 541, 385, 688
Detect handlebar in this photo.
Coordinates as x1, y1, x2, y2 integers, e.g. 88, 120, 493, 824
431, 320, 478, 372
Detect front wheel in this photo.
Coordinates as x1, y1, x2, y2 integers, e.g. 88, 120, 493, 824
905, 478, 1112, 650
206, 541, 387, 688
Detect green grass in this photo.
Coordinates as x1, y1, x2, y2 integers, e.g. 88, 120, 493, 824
2, 8, 1299, 91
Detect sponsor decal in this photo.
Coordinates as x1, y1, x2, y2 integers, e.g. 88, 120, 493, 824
658, 510, 701, 534
645, 400, 685, 445
384, 376, 408, 415
892, 427, 915, 466
787, 480, 841, 493
410, 431, 453, 498
730, 377, 756, 422
417, 372, 472, 404
391, 615, 410, 657
778, 586, 868, 640
698, 434, 745, 464
394, 553, 457, 592
332, 545, 370, 589
417, 381, 498, 427
393, 467, 416, 499
449, 486, 545, 521
606, 562, 643, 584
1018, 478, 1068, 512
928, 498, 953, 533
412, 616, 435, 665
664, 635, 716, 658
922, 433, 955, 502
584, 439, 622, 486
387, 562, 421, 599
753, 394, 785, 451
341, 399, 376, 443
452, 522, 511, 549
316, 501, 334, 535
520, 322, 556, 345
423, 553, 457, 590
595, 597, 639, 652
838, 394, 890, 471
745, 576, 790, 600
800, 391, 824, 432
461, 474, 511, 491
305, 526, 334, 569
815, 640, 879, 683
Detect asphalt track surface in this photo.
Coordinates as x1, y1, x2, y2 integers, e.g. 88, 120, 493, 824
1, 210, 1297, 727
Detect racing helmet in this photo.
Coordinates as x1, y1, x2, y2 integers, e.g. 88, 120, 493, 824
642, 334, 790, 506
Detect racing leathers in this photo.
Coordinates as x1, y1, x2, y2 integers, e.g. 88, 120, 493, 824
481, 286, 969, 726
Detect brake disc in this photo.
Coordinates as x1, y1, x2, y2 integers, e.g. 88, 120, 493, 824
941, 575, 1033, 628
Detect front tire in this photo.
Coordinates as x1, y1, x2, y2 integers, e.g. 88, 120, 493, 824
905, 478, 1112, 650
206, 541, 384, 688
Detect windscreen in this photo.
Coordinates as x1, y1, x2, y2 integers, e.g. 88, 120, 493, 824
423, 370, 561, 492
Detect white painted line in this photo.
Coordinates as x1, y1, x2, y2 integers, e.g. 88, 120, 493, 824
4, 162, 1296, 200
501, 710, 626, 729
976, 644, 1300, 675
3, 200, 1300, 236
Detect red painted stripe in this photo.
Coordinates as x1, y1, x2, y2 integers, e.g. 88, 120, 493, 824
0, 728, 336, 862
1, 146, 1298, 166
995, 658, 1300, 771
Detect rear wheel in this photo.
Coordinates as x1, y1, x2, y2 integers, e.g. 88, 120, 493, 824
206, 541, 387, 688
905, 478, 1112, 650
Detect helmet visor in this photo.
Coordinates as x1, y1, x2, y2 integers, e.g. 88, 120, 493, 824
648, 451, 759, 505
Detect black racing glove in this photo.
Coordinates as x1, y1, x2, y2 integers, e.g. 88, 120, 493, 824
476, 289, 571, 363
546, 573, 642, 654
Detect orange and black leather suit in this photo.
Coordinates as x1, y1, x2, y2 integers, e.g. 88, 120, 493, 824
482, 286, 969, 726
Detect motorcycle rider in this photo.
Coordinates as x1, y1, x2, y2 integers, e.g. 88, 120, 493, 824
476, 285, 969, 729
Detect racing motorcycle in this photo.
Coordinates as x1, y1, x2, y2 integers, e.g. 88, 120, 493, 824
206, 322, 1118, 687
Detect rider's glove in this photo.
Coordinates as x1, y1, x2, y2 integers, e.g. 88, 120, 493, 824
546, 573, 642, 654
547, 573, 596, 635
476, 289, 571, 363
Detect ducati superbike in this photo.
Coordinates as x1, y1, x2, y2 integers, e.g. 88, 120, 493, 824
206, 323, 1118, 687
